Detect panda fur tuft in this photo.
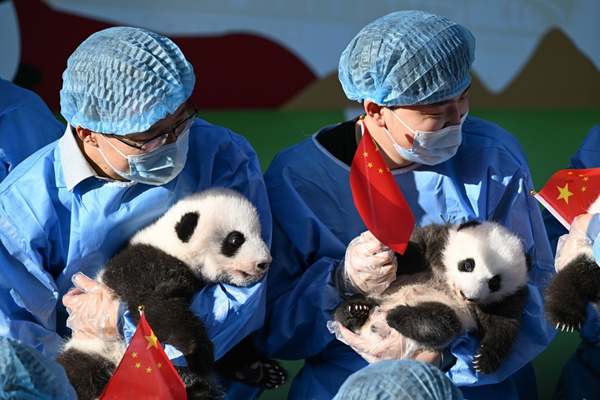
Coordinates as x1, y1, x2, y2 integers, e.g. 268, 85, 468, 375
56, 188, 272, 400
334, 220, 530, 375
545, 195, 600, 332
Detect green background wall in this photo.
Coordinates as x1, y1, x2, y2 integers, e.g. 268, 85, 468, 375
198, 108, 600, 400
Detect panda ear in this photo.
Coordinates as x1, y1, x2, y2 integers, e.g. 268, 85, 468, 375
457, 220, 481, 231
175, 212, 200, 243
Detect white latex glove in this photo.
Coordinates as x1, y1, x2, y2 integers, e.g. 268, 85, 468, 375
555, 214, 594, 272
62, 273, 121, 341
343, 231, 397, 295
328, 310, 441, 366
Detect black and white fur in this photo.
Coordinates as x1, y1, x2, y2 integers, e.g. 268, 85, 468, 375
55, 188, 278, 400
545, 196, 600, 332
334, 221, 530, 374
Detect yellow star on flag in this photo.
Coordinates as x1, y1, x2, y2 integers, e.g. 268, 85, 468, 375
556, 184, 573, 204
146, 367, 152, 373
367, 162, 373, 169
582, 186, 587, 192
363, 151, 369, 158
584, 177, 589, 181
378, 168, 383, 174
135, 362, 141, 369
145, 331, 159, 350
157, 362, 163, 368
132, 352, 138, 358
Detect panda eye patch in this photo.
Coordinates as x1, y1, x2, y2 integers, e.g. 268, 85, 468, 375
221, 231, 246, 257
458, 258, 475, 273
488, 275, 502, 292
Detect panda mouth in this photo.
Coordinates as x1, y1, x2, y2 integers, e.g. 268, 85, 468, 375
236, 269, 266, 281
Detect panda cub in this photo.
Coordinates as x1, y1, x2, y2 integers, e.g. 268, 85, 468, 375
545, 195, 600, 332
334, 221, 530, 374
56, 188, 281, 400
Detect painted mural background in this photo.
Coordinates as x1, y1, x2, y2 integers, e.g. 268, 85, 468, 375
2, 0, 599, 111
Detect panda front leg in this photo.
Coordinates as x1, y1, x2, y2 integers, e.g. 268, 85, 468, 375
386, 301, 463, 350
142, 296, 215, 377
333, 296, 380, 334
473, 286, 528, 374
545, 254, 600, 332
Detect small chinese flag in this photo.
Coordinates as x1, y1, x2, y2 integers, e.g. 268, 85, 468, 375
99, 308, 187, 400
350, 119, 415, 254
532, 167, 600, 229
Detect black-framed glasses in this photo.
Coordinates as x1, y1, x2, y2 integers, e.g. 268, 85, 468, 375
106, 99, 198, 153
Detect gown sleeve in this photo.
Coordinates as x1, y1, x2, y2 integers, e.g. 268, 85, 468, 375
253, 141, 361, 360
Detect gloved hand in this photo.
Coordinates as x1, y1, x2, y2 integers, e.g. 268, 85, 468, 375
343, 231, 397, 295
555, 213, 594, 272
329, 309, 441, 366
62, 273, 121, 340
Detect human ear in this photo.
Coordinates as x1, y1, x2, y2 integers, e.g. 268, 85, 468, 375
363, 100, 386, 127
75, 126, 99, 147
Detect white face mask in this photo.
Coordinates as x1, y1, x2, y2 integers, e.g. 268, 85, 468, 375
97, 124, 190, 186
384, 110, 468, 166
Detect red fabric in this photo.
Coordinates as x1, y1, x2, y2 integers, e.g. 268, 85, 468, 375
350, 120, 415, 254
535, 167, 600, 228
99, 312, 187, 400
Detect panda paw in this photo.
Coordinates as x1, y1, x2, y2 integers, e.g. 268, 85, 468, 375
233, 358, 287, 389
334, 297, 378, 333
545, 286, 588, 333
473, 345, 502, 374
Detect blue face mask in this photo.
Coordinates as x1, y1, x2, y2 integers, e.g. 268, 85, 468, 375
97, 124, 190, 186
384, 110, 468, 166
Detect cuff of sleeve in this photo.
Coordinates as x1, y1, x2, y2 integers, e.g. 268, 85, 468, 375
585, 214, 600, 243
332, 259, 363, 300
116, 302, 128, 338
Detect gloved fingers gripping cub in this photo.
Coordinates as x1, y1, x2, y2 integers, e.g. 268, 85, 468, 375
344, 231, 398, 295
63, 273, 121, 340
555, 213, 594, 271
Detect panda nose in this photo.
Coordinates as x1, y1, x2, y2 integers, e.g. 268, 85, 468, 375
257, 262, 269, 271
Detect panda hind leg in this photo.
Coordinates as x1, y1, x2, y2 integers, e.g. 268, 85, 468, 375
386, 302, 462, 349
545, 255, 600, 332
54, 348, 116, 400
333, 296, 380, 334
176, 367, 224, 400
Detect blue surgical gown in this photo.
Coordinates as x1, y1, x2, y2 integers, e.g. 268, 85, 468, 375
0, 78, 64, 182
257, 115, 556, 400
0, 119, 271, 368
543, 123, 600, 400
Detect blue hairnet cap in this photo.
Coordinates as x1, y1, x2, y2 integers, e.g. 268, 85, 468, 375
338, 10, 475, 106
60, 26, 195, 135
0, 337, 77, 399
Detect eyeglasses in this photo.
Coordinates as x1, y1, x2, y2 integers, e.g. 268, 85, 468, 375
106, 99, 198, 153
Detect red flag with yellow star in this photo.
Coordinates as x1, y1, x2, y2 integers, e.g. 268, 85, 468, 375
99, 310, 187, 400
350, 119, 415, 254
533, 167, 600, 229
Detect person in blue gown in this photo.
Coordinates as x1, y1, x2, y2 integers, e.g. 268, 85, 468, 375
542, 123, 600, 400
0, 77, 64, 182
0, 26, 271, 394
252, 10, 555, 400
